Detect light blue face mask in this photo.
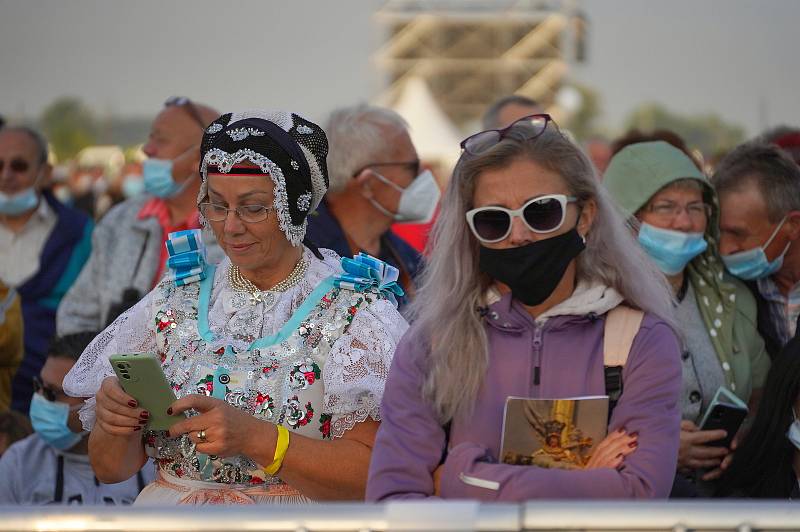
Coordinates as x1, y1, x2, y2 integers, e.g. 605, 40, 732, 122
121, 176, 146, 198
0, 186, 39, 216
142, 158, 194, 199
638, 222, 708, 275
722, 217, 789, 280
29, 393, 83, 451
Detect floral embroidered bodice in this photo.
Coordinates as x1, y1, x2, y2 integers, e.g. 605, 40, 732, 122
64, 248, 407, 486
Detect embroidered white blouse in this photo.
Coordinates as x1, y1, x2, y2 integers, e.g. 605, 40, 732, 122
63, 248, 408, 485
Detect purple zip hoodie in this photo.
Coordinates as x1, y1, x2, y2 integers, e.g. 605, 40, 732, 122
366, 290, 681, 501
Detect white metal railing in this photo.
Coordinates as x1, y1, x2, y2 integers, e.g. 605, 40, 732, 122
0, 501, 798, 531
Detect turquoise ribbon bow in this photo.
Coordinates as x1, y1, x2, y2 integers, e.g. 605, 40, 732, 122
165, 229, 207, 287
334, 253, 404, 306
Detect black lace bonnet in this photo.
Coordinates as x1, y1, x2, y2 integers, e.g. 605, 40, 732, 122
198, 110, 329, 246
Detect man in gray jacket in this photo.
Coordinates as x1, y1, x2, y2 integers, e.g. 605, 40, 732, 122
57, 98, 223, 335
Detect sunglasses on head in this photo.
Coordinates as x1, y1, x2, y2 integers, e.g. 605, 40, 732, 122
164, 96, 207, 129
0, 158, 31, 173
466, 194, 578, 243
460, 113, 554, 156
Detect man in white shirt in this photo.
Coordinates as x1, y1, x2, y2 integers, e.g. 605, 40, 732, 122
0, 127, 93, 412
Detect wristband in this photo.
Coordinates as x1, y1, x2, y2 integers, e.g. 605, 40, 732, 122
263, 425, 290, 476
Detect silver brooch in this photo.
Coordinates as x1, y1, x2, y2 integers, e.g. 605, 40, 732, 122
290, 160, 300, 170
297, 192, 312, 212
206, 123, 223, 134
297, 125, 313, 134
226, 128, 266, 142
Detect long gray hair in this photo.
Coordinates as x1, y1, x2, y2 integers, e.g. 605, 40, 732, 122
408, 124, 677, 423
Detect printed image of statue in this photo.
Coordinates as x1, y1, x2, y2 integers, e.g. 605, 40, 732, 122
500, 397, 608, 470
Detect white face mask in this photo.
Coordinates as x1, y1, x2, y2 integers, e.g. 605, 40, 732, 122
369, 169, 440, 223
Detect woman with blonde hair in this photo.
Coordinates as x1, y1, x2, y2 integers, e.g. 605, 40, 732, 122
367, 115, 682, 500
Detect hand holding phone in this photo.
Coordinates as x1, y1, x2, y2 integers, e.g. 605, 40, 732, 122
110, 353, 187, 431
698, 387, 748, 449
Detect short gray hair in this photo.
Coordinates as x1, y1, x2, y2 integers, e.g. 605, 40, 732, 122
325, 105, 409, 192
411, 123, 677, 423
712, 141, 800, 223
481, 94, 540, 130
0, 126, 48, 164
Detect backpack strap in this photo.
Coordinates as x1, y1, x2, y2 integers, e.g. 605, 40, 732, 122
603, 305, 645, 417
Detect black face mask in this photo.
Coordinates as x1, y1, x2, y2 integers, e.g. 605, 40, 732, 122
478, 228, 586, 307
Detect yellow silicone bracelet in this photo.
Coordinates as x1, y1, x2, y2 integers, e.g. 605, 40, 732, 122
263, 425, 290, 476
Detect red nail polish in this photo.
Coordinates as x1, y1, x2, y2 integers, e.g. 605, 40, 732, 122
133, 426, 141, 431
139, 419, 147, 425
166, 407, 173, 415
128, 400, 137, 408
628, 442, 638, 448
140, 411, 149, 419
630, 432, 639, 438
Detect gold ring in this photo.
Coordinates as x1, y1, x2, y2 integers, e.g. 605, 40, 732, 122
197, 430, 207, 442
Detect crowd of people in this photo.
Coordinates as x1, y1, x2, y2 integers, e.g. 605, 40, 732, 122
0, 93, 799, 506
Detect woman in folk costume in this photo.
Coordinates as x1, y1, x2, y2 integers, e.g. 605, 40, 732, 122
64, 110, 408, 504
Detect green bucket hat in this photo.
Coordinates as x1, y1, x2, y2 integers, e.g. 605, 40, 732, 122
603, 140, 705, 216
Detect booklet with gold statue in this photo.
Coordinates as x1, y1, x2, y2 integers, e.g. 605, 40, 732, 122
500, 396, 609, 470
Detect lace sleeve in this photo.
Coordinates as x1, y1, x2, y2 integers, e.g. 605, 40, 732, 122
323, 297, 409, 439
63, 286, 160, 431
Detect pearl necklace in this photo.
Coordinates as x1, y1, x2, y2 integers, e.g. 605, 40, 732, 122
228, 258, 308, 305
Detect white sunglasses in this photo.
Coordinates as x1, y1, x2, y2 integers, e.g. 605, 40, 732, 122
465, 194, 578, 243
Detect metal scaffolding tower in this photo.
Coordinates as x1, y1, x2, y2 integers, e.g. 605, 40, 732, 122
374, 0, 584, 129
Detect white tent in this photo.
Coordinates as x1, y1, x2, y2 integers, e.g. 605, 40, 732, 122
389, 76, 463, 173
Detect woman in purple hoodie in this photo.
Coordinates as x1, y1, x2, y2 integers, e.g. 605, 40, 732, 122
366, 115, 682, 500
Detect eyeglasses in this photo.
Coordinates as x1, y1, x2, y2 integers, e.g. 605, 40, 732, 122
466, 194, 578, 243
164, 96, 207, 129
354, 160, 421, 178
0, 158, 31, 173
646, 201, 710, 221
199, 202, 276, 223
460, 114, 554, 155
32, 376, 58, 402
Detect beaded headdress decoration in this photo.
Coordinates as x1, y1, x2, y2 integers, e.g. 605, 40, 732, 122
198, 110, 329, 247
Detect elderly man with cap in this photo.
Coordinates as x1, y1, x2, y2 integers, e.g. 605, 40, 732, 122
0, 126, 93, 412
57, 97, 223, 336
306, 105, 437, 306
63, 109, 408, 504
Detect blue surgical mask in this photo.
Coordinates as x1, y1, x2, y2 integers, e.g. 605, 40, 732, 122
722, 217, 789, 280
638, 222, 708, 275
0, 186, 39, 215
121, 176, 145, 198
142, 158, 193, 198
29, 393, 83, 451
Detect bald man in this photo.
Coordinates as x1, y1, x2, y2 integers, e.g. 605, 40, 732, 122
57, 98, 223, 336
0, 126, 93, 411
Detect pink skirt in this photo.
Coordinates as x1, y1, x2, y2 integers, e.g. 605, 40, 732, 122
135, 469, 310, 505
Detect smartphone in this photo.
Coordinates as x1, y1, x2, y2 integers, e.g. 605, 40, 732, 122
699, 387, 748, 448
109, 353, 186, 431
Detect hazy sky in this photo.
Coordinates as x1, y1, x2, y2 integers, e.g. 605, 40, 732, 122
1, 0, 798, 138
